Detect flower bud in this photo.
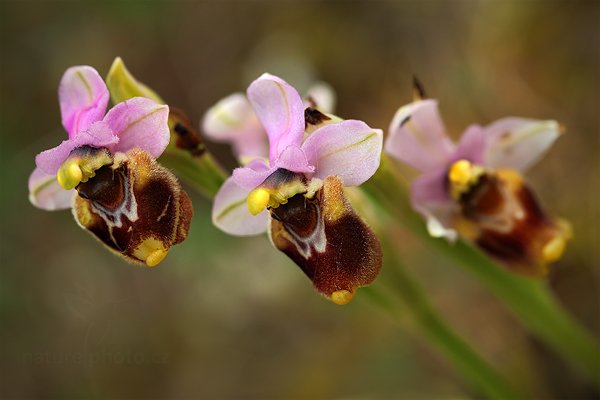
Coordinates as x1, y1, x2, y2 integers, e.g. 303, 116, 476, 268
105, 57, 163, 105
167, 108, 207, 157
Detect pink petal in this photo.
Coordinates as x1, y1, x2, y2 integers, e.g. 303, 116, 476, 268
232, 158, 273, 189
247, 73, 305, 163
412, 168, 452, 206
202, 93, 257, 140
201, 93, 268, 160
104, 97, 170, 158
35, 121, 118, 175
304, 82, 336, 113
28, 167, 75, 210
411, 169, 457, 241
302, 120, 383, 186
453, 124, 486, 164
482, 118, 561, 172
35, 140, 79, 175
385, 99, 455, 172
59, 66, 109, 138
274, 145, 314, 174
212, 177, 268, 236
232, 137, 269, 164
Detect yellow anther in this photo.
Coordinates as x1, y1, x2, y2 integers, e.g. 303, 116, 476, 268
56, 147, 113, 190
330, 289, 355, 305
542, 236, 567, 264
247, 188, 270, 216
56, 159, 83, 190
448, 159, 484, 199
146, 249, 168, 267
448, 159, 473, 187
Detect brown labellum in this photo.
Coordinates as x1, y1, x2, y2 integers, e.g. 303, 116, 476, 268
455, 169, 570, 276
270, 176, 382, 304
72, 148, 193, 266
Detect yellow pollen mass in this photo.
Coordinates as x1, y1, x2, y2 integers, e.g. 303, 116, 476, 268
146, 249, 168, 267
449, 159, 473, 187
57, 159, 83, 190
247, 188, 270, 216
542, 236, 567, 264
132, 237, 168, 267
448, 159, 484, 199
330, 290, 355, 305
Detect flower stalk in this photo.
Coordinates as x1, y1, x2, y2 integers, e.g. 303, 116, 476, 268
161, 108, 227, 198
363, 241, 525, 400
159, 149, 226, 199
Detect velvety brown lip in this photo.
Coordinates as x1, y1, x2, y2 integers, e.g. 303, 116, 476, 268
73, 148, 193, 265
457, 168, 564, 276
270, 176, 382, 301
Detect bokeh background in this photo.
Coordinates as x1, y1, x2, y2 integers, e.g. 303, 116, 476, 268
1, 1, 598, 398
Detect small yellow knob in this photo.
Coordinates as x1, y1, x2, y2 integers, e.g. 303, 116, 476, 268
448, 159, 485, 199
246, 188, 270, 216
146, 249, 168, 267
542, 236, 566, 264
56, 159, 83, 190
448, 159, 473, 187
133, 237, 168, 267
330, 290, 355, 305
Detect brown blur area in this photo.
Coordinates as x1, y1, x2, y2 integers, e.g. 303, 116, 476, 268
0, 1, 598, 399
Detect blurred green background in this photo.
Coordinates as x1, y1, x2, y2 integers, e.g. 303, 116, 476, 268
1, 1, 598, 398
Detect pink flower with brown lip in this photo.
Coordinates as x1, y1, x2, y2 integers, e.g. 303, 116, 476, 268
211, 73, 383, 304
28, 66, 192, 267
385, 93, 571, 276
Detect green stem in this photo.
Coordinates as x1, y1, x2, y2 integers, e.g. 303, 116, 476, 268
442, 240, 600, 383
363, 155, 600, 384
373, 244, 525, 400
159, 150, 226, 199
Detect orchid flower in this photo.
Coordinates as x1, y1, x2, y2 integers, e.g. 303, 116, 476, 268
385, 95, 571, 276
28, 66, 193, 266
211, 73, 383, 304
202, 81, 336, 164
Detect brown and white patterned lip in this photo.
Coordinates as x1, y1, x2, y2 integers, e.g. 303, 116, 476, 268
270, 176, 382, 304
270, 194, 326, 260
455, 168, 568, 276
72, 148, 193, 266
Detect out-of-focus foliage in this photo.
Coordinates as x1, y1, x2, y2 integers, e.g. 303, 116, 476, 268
0, 1, 598, 398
